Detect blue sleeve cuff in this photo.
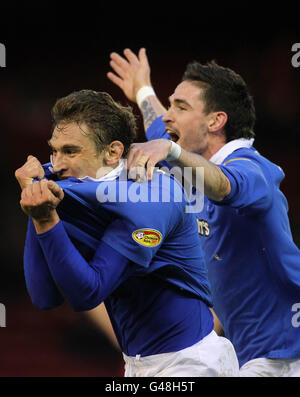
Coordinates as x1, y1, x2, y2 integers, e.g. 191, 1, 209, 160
217, 165, 238, 203
35, 219, 64, 239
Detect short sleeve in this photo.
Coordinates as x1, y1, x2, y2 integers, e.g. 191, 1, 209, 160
100, 174, 185, 267
216, 157, 273, 213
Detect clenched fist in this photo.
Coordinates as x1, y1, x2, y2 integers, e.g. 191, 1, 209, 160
15, 155, 45, 190
20, 179, 64, 221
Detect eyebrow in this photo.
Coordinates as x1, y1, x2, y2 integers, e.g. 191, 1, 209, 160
168, 96, 192, 108
47, 141, 82, 151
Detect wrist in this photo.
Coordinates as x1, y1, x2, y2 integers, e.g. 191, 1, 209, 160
33, 211, 60, 234
18, 177, 33, 191
166, 141, 182, 162
136, 86, 156, 108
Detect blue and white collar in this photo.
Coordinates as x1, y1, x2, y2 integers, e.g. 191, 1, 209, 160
48, 158, 126, 182
79, 159, 126, 182
209, 138, 254, 165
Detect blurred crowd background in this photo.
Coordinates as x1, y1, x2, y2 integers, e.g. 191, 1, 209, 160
0, 4, 299, 377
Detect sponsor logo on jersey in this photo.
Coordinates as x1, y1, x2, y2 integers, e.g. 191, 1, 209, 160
132, 229, 162, 247
196, 218, 210, 237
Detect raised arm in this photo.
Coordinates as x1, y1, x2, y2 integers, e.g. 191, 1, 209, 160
107, 51, 230, 201
107, 48, 166, 130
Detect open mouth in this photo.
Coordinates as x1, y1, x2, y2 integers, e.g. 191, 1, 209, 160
167, 130, 179, 143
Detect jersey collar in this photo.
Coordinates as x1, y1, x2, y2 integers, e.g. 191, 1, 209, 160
79, 159, 126, 182
209, 138, 254, 165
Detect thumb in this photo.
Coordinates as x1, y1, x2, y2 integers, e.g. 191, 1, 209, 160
47, 180, 64, 200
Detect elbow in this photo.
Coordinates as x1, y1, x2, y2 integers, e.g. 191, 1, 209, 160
205, 177, 231, 202
30, 295, 64, 311
217, 178, 232, 201
69, 299, 104, 313
65, 287, 105, 312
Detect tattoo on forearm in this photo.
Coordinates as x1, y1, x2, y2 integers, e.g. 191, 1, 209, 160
141, 99, 158, 130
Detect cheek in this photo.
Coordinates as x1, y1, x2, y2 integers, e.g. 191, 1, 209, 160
68, 158, 86, 177
180, 124, 208, 152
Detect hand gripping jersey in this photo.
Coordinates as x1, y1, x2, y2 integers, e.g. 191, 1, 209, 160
24, 161, 213, 356
146, 116, 300, 367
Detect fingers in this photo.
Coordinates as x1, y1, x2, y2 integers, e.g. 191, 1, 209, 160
46, 180, 64, 200
26, 155, 41, 170
109, 59, 127, 79
20, 181, 42, 210
126, 145, 153, 182
110, 51, 130, 70
126, 143, 142, 170
23, 180, 45, 203
126, 140, 172, 181
146, 159, 157, 180
107, 72, 124, 89
21, 180, 63, 207
40, 180, 56, 208
123, 48, 139, 65
108, 50, 137, 83
126, 143, 156, 171
32, 179, 43, 199
15, 155, 44, 189
20, 184, 29, 203
20, 180, 63, 220
138, 48, 149, 67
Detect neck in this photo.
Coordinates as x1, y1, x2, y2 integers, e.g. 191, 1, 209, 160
202, 140, 226, 160
201, 129, 227, 160
95, 161, 120, 179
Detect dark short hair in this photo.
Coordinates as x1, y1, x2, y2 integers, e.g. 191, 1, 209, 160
51, 89, 137, 156
183, 61, 256, 141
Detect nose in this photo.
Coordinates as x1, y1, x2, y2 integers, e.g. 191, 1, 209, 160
162, 107, 173, 123
51, 153, 68, 175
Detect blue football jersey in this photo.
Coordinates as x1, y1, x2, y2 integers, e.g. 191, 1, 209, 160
43, 163, 212, 306
33, 162, 214, 356
146, 116, 300, 366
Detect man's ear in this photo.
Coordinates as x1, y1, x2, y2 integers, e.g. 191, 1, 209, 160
208, 111, 228, 132
104, 141, 124, 166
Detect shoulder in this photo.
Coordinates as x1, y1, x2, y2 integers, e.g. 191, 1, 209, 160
222, 147, 285, 182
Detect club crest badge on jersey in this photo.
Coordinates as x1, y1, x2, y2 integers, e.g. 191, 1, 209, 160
132, 229, 162, 247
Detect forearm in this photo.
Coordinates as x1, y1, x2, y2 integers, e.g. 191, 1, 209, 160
84, 303, 120, 350
24, 218, 64, 309
139, 95, 167, 131
141, 115, 230, 199
36, 221, 130, 311
209, 308, 225, 337
32, 210, 60, 234
173, 148, 231, 201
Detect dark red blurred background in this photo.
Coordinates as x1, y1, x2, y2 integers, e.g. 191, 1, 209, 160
0, 3, 299, 377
